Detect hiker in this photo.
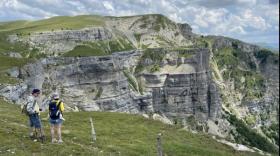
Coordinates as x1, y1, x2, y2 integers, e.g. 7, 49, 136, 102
26, 89, 45, 142
48, 93, 65, 143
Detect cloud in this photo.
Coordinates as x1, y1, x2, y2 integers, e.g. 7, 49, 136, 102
103, 1, 114, 11
0, 0, 278, 46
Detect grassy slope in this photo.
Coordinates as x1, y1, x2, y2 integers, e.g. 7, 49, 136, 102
63, 39, 135, 57
0, 15, 105, 33
0, 99, 261, 156
0, 15, 136, 57
0, 56, 32, 84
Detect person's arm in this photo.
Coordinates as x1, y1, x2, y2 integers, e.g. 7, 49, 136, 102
60, 101, 65, 112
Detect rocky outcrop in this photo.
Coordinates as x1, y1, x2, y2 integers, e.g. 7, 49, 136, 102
8, 27, 112, 55
210, 36, 260, 52
1, 48, 221, 122
178, 23, 194, 40
141, 49, 221, 120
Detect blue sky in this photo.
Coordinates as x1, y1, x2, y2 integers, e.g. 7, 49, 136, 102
0, 0, 279, 48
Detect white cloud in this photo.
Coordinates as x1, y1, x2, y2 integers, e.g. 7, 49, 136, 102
237, 0, 257, 5
0, 0, 278, 46
103, 1, 114, 11
229, 26, 247, 35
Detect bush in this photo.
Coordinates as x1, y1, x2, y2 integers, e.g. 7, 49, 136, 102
150, 64, 160, 73
227, 113, 278, 153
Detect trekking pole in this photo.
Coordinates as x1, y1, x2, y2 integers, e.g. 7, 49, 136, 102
157, 133, 163, 156
90, 117, 97, 142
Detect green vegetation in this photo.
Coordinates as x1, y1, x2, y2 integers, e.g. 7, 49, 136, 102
135, 48, 166, 73
213, 45, 266, 99
0, 32, 47, 58
123, 70, 138, 92
0, 56, 31, 71
130, 14, 176, 32
178, 51, 195, 59
0, 15, 105, 33
134, 33, 141, 43
143, 48, 165, 62
244, 115, 256, 126
0, 98, 262, 156
63, 45, 106, 57
0, 73, 19, 84
254, 49, 278, 64
63, 39, 135, 57
137, 78, 144, 95
189, 36, 210, 48
185, 116, 204, 131
226, 112, 278, 153
150, 64, 160, 73
0, 32, 29, 55
261, 123, 279, 146
95, 87, 103, 100
0, 56, 33, 84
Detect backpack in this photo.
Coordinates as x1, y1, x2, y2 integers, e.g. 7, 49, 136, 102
21, 100, 36, 116
49, 101, 62, 120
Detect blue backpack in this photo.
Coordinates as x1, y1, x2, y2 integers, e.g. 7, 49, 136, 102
49, 101, 62, 120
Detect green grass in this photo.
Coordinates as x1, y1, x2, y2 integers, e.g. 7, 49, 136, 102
0, 99, 264, 156
0, 15, 105, 33
0, 73, 19, 84
63, 39, 135, 57
63, 45, 106, 57
0, 56, 31, 71
0, 56, 33, 84
128, 14, 176, 32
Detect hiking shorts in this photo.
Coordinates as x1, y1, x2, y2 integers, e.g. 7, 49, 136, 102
29, 113, 42, 128
49, 118, 63, 125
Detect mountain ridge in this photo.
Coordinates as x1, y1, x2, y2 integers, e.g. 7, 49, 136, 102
0, 14, 278, 154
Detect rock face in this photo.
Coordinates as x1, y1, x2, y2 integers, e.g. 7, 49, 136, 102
142, 49, 221, 120
8, 27, 112, 54
210, 36, 279, 125
1, 49, 221, 121
17, 50, 144, 113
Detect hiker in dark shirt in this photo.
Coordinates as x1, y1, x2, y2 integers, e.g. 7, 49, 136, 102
48, 93, 65, 143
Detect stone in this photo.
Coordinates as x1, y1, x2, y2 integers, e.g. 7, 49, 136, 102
152, 113, 173, 125
8, 67, 19, 78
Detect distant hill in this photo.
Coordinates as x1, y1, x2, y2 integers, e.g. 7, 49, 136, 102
253, 42, 279, 53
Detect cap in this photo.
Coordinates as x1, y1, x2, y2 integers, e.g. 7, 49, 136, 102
52, 93, 59, 99
32, 89, 41, 94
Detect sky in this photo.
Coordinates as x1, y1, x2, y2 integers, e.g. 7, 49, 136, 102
0, 0, 279, 48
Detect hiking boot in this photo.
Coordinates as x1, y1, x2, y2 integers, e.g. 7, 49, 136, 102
29, 135, 36, 140
39, 136, 46, 143
58, 139, 63, 144
51, 138, 57, 143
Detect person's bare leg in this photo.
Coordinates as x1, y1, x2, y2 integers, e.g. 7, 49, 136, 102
57, 124, 63, 143
51, 125, 56, 143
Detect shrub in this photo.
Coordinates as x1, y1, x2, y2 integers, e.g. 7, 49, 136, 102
227, 113, 278, 153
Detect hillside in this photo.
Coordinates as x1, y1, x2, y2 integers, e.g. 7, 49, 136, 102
0, 99, 261, 156
0, 14, 278, 155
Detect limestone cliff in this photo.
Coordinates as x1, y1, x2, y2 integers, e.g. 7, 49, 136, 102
0, 14, 278, 151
